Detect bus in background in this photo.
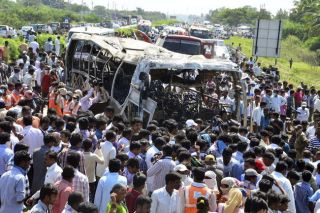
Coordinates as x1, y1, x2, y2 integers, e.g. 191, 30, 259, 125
189, 26, 211, 39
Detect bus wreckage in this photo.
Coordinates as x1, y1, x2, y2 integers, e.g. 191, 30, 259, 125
65, 33, 244, 124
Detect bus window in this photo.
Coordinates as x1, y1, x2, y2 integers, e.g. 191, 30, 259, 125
72, 41, 84, 70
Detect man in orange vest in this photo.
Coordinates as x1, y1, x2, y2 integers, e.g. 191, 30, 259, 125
177, 168, 217, 213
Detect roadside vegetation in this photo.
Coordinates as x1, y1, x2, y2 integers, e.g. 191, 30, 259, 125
225, 36, 320, 87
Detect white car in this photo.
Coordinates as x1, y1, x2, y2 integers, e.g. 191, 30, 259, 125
0, 25, 16, 38
19, 26, 34, 37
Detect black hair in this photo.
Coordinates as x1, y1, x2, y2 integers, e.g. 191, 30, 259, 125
133, 172, 147, 188
23, 115, 33, 126
0, 121, 12, 133
70, 133, 83, 146
44, 134, 57, 145
109, 159, 121, 173
193, 167, 205, 182
78, 202, 99, 212
245, 197, 268, 213
275, 161, 288, 173
45, 150, 58, 162
67, 151, 81, 168
116, 153, 129, 162
305, 163, 315, 173
222, 147, 233, 157
258, 179, 272, 193
122, 128, 132, 138
263, 152, 275, 161
267, 191, 280, 206
111, 183, 126, 194
0, 132, 10, 144
105, 131, 116, 141
67, 192, 83, 206
237, 141, 248, 152
66, 122, 77, 133
302, 170, 312, 182
13, 143, 29, 153
131, 117, 143, 125
296, 159, 306, 171
6, 110, 18, 119
154, 137, 166, 148
78, 117, 89, 130
287, 171, 300, 181
39, 183, 58, 200
196, 197, 209, 211
180, 140, 191, 150
82, 139, 92, 151
243, 150, 256, 159
60, 130, 71, 139
62, 165, 75, 180
126, 158, 140, 169
162, 144, 173, 156
129, 141, 141, 151
165, 172, 181, 185
178, 151, 191, 163
55, 119, 65, 130
13, 150, 31, 165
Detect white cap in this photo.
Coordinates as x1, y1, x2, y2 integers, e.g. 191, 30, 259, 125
186, 119, 198, 128
174, 164, 188, 172
205, 171, 216, 179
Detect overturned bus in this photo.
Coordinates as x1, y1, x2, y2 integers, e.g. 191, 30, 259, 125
65, 33, 245, 124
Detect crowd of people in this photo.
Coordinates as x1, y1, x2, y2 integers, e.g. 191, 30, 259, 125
0, 32, 320, 213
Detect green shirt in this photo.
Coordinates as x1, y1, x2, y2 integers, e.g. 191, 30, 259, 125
106, 202, 128, 213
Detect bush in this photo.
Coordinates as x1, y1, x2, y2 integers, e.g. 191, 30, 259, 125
304, 37, 320, 51
282, 20, 305, 41
0, 37, 21, 60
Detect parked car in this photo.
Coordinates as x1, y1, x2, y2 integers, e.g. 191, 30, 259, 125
19, 26, 35, 37
31, 24, 53, 34
0, 25, 16, 38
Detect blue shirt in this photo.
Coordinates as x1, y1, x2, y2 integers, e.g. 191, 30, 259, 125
294, 182, 313, 213
0, 144, 13, 176
0, 166, 27, 213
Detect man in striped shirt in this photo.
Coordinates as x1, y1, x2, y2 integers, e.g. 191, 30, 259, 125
309, 127, 320, 153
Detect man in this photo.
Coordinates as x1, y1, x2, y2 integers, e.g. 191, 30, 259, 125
55, 36, 61, 56
0, 132, 13, 176
147, 144, 176, 191
31, 134, 56, 194
294, 171, 313, 213
8, 66, 22, 85
309, 127, 320, 152
271, 161, 296, 213
17, 106, 40, 128
178, 168, 217, 212
30, 183, 58, 213
297, 102, 310, 122
21, 115, 44, 156
135, 196, 152, 213
23, 68, 35, 90
62, 192, 84, 213
217, 147, 243, 180
58, 133, 86, 174
96, 131, 116, 178
126, 173, 147, 213
271, 90, 283, 113
151, 172, 181, 213
261, 152, 276, 176
131, 117, 143, 134
44, 38, 53, 53
66, 152, 90, 202
28, 150, 62, 203
94, 159, 127, 213
29, 38, 39, 54
252, 102, 266, 133
0, 151, 31, 213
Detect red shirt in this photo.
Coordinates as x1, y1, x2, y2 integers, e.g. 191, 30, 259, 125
125, 188, 142, 213
294, 91, 303, 104
51, 179, 73, 213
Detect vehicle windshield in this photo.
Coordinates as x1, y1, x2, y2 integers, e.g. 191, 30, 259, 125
163, 38, 201, 55
0, 26, 6, 31
190, 29, 210, 39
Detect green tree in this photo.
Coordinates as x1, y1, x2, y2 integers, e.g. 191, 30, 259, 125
93, 5, 107, 18
275, 9, 289, 19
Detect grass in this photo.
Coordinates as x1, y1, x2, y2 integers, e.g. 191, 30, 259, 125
225, 36, 320, 88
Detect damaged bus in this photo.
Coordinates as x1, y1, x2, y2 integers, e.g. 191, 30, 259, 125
65, 33, 244, 125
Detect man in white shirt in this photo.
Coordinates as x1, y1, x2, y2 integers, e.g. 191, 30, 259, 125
55, 36, 61, 56
96, 131, 116, 178
271, 90, 283, 113
94, 159, 127, 213
296, 102, 310, 122
151, 172, 181, 213
272, 161, 296, 213
29, 39, 39, 54
252, 102, 266, 132
21, 115, 44, 156
28, 150, 62, 202
23, 68, 35, 90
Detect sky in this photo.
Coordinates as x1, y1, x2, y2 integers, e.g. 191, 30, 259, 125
75, 0, 295, 15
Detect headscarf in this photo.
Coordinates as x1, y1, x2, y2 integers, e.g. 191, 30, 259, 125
204, 171, 218, 191
220, 177, 238, 195
223, 188, 243, 213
